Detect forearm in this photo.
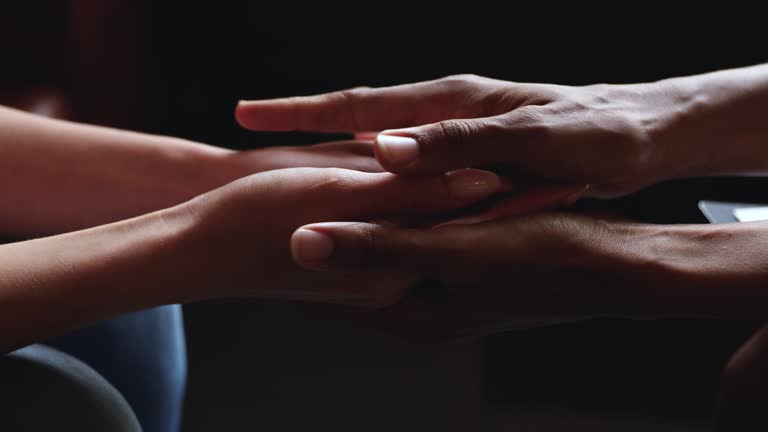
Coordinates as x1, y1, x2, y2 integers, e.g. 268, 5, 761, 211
0, 204, 198, 353
0, 106, 245, 237
601, 221, 768, 319
653, 63, 768, 179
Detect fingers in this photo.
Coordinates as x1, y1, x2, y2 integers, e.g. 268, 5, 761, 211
256, 141, 383, 172
290, 153, 382, 173
245, 167, 502, 223
373, 108, 552, 176
309, 140, 376, 156
364, 182, 584, 231
431, 183, 588, 227
289, 215, 545, 274
338, 168, 502, 218
290, 221, 469, 272
235, 76, 492, 133
289, 212, 596, 274
297, 140, 384, 172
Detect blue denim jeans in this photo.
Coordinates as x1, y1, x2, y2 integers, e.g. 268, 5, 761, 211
45, 305, 187, 432
0, 344, 142, 431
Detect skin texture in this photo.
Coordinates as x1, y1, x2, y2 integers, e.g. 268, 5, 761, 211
4, 61, 768, 428
238, 64, 768, 198
292, 216, 768, 325
1, 104, 527, 353
0, 106, 383, 237
241, 64, 768, 330
239, 64, 768, 430
291, 214, 768, 431
0, 104, 571, 353
0, 166, 503, 353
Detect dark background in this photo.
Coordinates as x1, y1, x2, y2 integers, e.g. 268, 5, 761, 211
3, 2, 767, 430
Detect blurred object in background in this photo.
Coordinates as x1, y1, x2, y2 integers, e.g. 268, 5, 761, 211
0, 1, 144, 127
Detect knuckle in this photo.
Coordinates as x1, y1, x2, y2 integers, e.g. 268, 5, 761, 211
480, 87, 517, 115
337, 87, 365, 102
441, 74, 484, 89
335, 86, 359, 103
347, 86, 373, 92
322, 88, 366, 129
357, 222, 379, 248
305, 168, 358, 194
511, 105, 546, 125
242, 170, 285, 194
318, 166, 348, 179
502, 106, 552, 141
435, 119, 475, 149
347, 222, 381, 262
443, 73, 476, 82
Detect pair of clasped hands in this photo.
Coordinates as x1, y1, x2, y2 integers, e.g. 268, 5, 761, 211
175, 68, 768, 427
201, 74, 702, 339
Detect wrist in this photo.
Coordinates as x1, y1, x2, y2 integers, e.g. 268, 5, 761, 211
83, 206, 203, 306
565, 221, 674, 317
649, 65, 768, 179
155, 137, 242, 199
616, 77, 708, 183
0, 205, 199, 350
599, 222, 768, 319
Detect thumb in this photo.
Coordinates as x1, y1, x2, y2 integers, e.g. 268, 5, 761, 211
374, 110, 546, 176
289, 222, 458, 273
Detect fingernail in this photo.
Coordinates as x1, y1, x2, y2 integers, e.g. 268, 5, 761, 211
446, 169, 501, 200
291, 229, 334, 263
376, 133, 419, 167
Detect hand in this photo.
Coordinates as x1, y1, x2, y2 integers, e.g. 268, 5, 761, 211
0, 166, 506, 352
230, 140, 588, 227
286, 213, 643, 337
167, 167, 502, 305
236, 75, 697, 197
289, 214, 768, 338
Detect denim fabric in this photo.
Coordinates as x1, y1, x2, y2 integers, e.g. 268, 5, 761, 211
47, 305, 187, 432
0, 344, 142, 432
